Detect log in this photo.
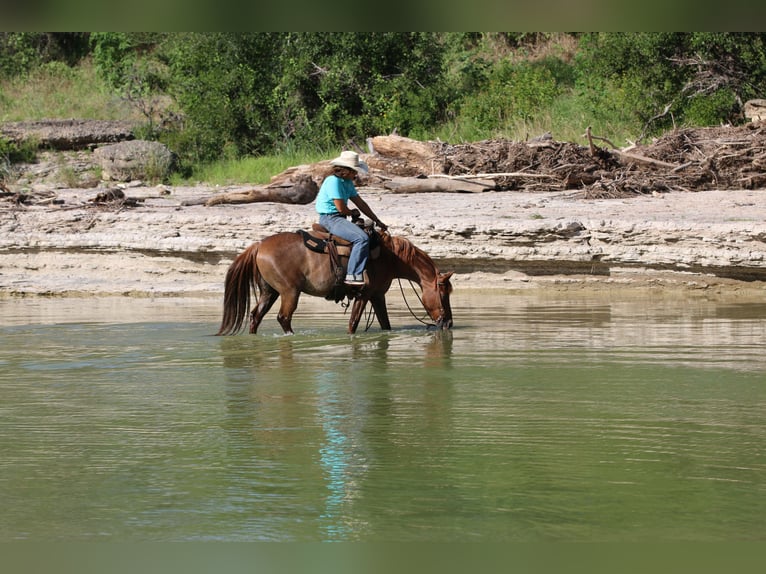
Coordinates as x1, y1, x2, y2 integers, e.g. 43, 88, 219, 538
430, 172, 557, 181
383, 176, 495, 194
368, 134, 441, 174
204, 174, 318, 206
744, 99, 766, 122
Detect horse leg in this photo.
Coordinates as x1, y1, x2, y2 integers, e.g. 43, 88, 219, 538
250, 286, 279, 334
370, 293, 391, 331
276, 290, 301, 335
348, 297, 368, 334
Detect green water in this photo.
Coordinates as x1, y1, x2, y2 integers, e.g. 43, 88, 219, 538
1, 294, 764, 541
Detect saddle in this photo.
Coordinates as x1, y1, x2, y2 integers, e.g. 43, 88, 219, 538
299, 223, 382, 259
299, 225, 353, 257
297, 221, 382, 297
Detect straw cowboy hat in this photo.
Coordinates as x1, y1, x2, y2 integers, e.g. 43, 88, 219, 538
330, 150, 369, 174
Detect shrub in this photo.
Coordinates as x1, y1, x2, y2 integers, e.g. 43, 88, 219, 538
455, 60, 563, 133
0, 136, 37, 164
683, 89, 739, 126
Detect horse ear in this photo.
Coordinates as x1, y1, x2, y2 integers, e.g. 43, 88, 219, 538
440, 271, 454, 281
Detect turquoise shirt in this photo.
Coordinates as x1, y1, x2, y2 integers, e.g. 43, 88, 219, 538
315, 175, 358, 214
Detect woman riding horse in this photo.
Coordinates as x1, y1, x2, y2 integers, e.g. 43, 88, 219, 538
315, 151, 388, 286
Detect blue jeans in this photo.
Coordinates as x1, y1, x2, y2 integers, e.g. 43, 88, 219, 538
319, 213, 369, 277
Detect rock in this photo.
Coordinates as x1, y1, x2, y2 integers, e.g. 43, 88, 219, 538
91, 188, 125, 203
0, 119, 135, 150
93, 140, 177, 182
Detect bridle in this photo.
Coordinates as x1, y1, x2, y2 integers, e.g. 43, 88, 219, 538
397, 277, 450, 329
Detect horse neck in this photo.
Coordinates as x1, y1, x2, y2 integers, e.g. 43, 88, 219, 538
386, 236, 438, 286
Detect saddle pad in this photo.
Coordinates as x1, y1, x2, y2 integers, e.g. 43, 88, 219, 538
298, 230, 351, 257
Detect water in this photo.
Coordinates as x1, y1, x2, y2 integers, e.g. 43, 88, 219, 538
1, 293, 764, 542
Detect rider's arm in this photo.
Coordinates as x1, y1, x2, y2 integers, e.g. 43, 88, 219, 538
332, 198, 357, 217
350, 196, 387, 230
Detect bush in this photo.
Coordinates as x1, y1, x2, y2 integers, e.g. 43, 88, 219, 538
0, 136, 37, 184
683, 89, 739, 126
455, 60, 563, 133
0, 136, 37, 164
0, 33, 90, 79
574, 33, 766, 139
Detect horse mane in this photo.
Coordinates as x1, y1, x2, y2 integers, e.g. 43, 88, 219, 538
384, 234, 436, 273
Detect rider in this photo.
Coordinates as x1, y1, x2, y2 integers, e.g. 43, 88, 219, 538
315, 151, 388, 286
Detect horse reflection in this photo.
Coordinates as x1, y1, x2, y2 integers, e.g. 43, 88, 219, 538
217, 331, 455, 540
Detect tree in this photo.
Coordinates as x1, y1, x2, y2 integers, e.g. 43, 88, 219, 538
575, 33, 766, 138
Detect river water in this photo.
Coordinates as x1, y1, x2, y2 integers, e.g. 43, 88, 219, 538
1, 292, 764, 542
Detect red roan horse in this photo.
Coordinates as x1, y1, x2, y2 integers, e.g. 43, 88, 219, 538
216, 229, 454, 335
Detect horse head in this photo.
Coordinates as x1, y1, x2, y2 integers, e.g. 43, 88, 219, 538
378, 232, 454, 330
422, 271, 454, 330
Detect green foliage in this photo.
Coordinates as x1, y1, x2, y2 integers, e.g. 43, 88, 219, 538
0, 33, 42, 77
90, 33, 163, 90
271, 33, 452, 149
7, 32, 766, 178
456, 60, 565, 133
0, 136, 37, 164
176, 148, 331, 186
0, 59, 137, 122
0, 136, 37, 184
574, 32, 766, 138
683, 89, 739, 126
155, 33, 453, 164
162, 33, 284, 162
90, 33, 171, 133
574, 33, 686, 134
0, 33, 89, 79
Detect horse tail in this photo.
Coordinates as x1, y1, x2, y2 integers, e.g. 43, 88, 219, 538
216, 242, 260, 335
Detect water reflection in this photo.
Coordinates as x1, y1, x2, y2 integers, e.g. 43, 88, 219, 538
217, 330, 455, 540
1, 294, 764, 542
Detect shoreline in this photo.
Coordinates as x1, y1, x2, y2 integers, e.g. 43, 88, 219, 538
2, 185, 766, 301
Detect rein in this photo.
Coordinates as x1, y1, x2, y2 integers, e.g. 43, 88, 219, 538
398, 278, 437, 328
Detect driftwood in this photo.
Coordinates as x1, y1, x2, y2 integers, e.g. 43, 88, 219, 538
585, 126, 678, 170
268, 162, 331, 186
368, 134, 438, 173
203, 174, 318, 206
128, 125, 766, 202
430, 172, 558, 181
383, 176, 496, 194
744, 99, 766, 122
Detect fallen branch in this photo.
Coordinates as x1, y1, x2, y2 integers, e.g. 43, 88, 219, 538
585, 126, 679, 169
637, 102, 674, 144
429, 172, 558, 180
582, 127, 619, 150
615, 151, 678, 170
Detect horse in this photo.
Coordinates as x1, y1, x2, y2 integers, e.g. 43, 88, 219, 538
216, 229, 454, 335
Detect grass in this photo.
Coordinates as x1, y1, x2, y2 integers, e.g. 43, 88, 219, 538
173, 148, 334, 186
430, 92, 640, 148
0, 59, 140, 122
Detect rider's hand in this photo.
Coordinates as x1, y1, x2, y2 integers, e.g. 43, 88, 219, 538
377, 221, 388, 231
